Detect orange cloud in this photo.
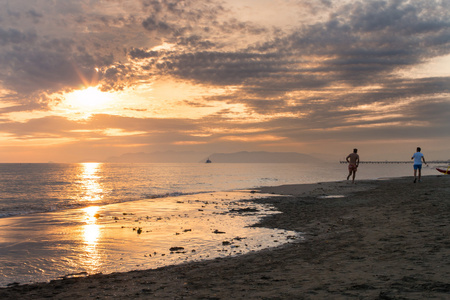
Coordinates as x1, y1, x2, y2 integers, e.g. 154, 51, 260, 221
220, 135, 286, 142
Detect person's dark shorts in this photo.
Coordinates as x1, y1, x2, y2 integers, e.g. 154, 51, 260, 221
413, 164, 422, 170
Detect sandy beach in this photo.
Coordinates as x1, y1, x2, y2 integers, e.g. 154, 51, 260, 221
1, 175, 449, 299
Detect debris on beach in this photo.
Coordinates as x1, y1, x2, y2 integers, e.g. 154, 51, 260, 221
169, 247, 186, 253
6, 282, 20, 287
229, 207, 259, 213
213, 229, 226, 234
60, 272, 88, 279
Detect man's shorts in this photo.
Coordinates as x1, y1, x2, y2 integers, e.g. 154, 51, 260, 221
414, 164, 422, 170
348, 164, 358, 172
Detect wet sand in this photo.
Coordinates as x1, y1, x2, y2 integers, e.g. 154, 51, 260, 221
0, 191, 296, 287
1, 175, 450, 299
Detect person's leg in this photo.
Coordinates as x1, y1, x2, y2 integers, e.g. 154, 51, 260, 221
347, 169, 352, 180
418, 167, 422, 182
352, 170, 356, 183
413, 166, 417, 183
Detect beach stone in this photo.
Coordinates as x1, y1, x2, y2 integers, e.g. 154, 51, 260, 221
169, 247, 185, 252
230, 207, 259, 213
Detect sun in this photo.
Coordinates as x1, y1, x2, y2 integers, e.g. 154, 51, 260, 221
55, 86, 119, 119
65, 87, 114, 110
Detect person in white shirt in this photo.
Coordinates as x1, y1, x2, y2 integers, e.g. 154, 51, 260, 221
411, 147, 427, 183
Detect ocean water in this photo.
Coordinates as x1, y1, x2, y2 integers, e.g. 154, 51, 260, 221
0, 162, 441, 286
1, 162, 439, 218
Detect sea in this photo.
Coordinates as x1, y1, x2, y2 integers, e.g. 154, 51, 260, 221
0, 162, 440, 287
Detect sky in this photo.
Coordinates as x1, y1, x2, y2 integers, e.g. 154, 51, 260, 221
0, 0, 449, 162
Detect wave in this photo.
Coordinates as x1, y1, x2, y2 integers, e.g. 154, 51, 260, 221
141, 190, 215, 199
0, 190, 217, 219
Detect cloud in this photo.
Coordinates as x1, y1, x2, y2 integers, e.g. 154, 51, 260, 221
0, 0, 449, 161
0, 27, 37, 45
0, 0, 144, 107
0, 114, 205, 151
123, 0, 450, 128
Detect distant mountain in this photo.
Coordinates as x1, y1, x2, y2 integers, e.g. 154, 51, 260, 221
105, 151, 208, 163
201, 151, 320, 163
105, 151, 321, 163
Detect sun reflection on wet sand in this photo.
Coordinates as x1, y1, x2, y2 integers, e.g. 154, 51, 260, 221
80, 206, 102, 273
0, 191, 300, 287
83, 206, 101, 245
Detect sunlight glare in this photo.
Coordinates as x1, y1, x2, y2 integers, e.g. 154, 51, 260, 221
66, 87, 114, 109
56, 86, 118, 119
82, 206, 102, 270
83, 206, 101, 223
79, 163, 104, 202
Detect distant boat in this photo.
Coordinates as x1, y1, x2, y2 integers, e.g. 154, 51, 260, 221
205, 158, 212, 163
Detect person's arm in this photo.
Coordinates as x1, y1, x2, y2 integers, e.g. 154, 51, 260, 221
422, 156, 427, 165
346, 155, 350, 163
356, 155, 360, 166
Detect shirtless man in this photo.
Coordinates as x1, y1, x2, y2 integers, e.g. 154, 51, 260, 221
346, 148, 360, 183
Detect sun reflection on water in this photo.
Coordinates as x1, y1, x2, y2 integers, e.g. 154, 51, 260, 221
77, 164, 107, 273
79, 163, 104, 202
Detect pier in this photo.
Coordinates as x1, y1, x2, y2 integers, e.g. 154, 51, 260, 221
339, 160, 450, 164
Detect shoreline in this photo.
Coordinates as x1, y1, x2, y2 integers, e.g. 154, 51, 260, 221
1, 175, 450, 299
0, 191, 297, 287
